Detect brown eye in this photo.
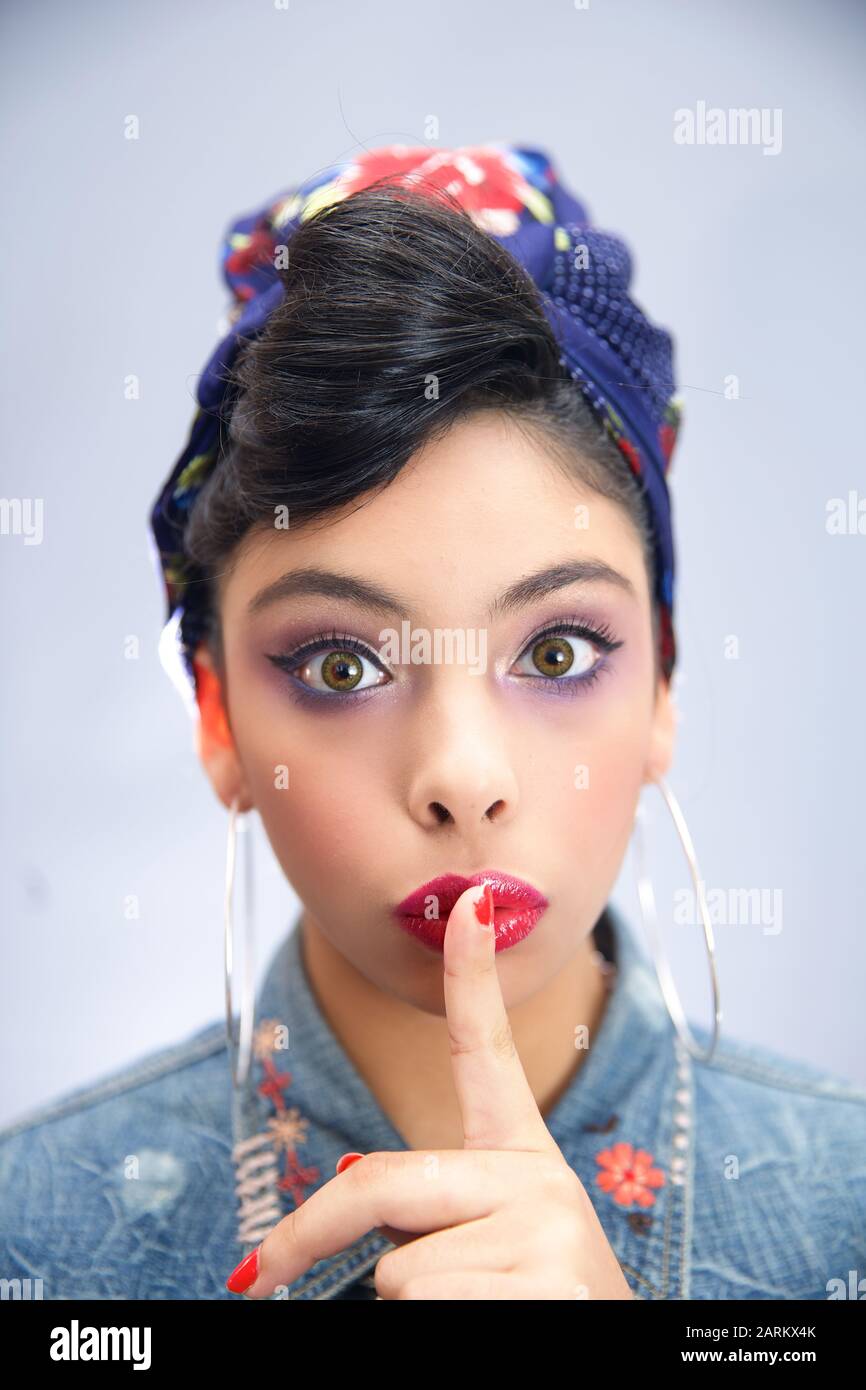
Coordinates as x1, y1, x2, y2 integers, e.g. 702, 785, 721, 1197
531, 636, 575, 677
512, 632, 599, 681
321, 651, 364, 691
291, 647, 390, 695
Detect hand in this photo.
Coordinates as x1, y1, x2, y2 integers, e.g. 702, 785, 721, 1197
225, 882, 634, 1300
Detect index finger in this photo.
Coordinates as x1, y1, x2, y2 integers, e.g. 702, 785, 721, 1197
231, 1149, 519, 1298
443, 882, 559, 1154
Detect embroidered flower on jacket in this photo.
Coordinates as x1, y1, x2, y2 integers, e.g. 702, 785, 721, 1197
594, 1141, 665, 1209
267, 1109, 310, 1151
251, 1017, 321, 1208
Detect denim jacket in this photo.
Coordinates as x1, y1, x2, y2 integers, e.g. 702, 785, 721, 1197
1, 904, 864, 1301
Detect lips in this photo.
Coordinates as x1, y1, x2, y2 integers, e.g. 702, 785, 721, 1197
393, 870, 549, 954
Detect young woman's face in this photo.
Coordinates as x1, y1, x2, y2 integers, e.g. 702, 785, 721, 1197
197, 410, 675, 1014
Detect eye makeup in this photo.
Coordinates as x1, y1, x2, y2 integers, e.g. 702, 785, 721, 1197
263, 609, 625, 708
266, 629, 390, 707
511, 614, 623, 701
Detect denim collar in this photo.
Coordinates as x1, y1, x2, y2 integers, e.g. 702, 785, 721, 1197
230, 903, 694, 1300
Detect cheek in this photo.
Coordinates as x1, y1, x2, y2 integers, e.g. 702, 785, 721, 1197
526, 679, 651, 870
229, 684, 391, 907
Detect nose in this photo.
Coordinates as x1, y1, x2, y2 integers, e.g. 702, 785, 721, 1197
405, 682, 519, 831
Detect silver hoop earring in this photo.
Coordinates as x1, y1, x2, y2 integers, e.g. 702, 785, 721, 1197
631, 775, 722, 1064
224, 793, 256, 1090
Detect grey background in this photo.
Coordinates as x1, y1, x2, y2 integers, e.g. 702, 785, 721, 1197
2, 0, 864, 1126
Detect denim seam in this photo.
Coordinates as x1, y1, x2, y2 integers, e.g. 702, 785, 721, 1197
677, 1045, 694, 1299
646, 1035, 691, 1301
695, 1054, 866, 1104
0, 1025, 226, 1139
291, 1233, 392, 1299
657, 1040, 679, 1298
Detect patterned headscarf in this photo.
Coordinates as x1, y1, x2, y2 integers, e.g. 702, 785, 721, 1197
148, 142, 682, 711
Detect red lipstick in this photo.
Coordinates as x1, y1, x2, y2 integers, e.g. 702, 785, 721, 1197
393, 870, 549, 954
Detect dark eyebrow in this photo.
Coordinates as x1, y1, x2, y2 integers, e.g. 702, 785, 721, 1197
246, 568, 408, 620
246, 558, 635, 622
487, 559, 636, 619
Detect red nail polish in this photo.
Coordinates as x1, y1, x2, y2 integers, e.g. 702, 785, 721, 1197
226, 1245, 259, 1294
335, 1151, 364, 1175
474, 882, 494, 927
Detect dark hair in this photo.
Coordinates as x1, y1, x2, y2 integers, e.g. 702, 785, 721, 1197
183, 180, 660, 683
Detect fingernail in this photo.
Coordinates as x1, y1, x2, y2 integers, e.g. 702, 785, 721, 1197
225, 1245, 260, 1294
335, 1151, 365, 1175
474, 882, 494, 928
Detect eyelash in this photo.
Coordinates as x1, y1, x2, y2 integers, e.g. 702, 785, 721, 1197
266, 614, 624, 706
516, 615, 623, 699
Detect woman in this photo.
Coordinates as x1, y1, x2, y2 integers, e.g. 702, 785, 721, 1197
2, 143, 864, 1301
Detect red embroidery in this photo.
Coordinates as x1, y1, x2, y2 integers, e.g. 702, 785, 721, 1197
253, 1019, 321, 1207
257, 1060, 292, 1108
595, 1141, 665, 1209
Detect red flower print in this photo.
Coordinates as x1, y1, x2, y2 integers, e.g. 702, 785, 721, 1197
595, 1141, 665, 1209
224, 226, 276, 283
330, 144, 535, 236
659, 421, 677, 466
617, 434, 642, 478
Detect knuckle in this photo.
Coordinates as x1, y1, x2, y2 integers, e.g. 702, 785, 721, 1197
445, 1025, 475, 1058
397, 1278, 428, 1301
543, 1160, 581, 1202
287, 1202, 313, 1258
396, 1276, 428, 1301
446, 1017, 516, 1063
489, 1017, 516, 1062
373, 1248, 403, 1300
265, 1206, 305, 1274
350, 1150, 390, 1189
443, 955, 493, 984
508, 1169, 582, 1265
525, 1214, 573, 1266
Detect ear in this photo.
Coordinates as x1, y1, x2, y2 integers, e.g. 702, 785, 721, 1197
643, 673, 677, 785
191, 644, 254, 814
